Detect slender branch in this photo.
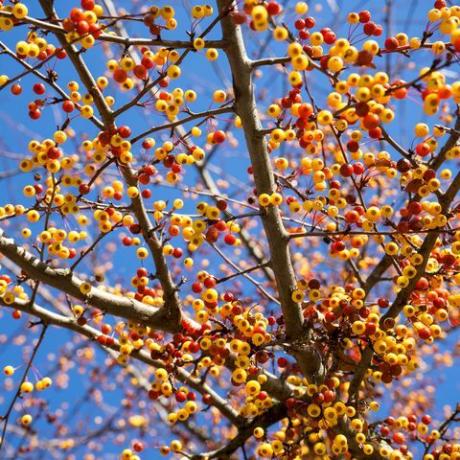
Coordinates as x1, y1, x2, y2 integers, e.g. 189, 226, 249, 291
0, 41, 104, 129
215, 261, 270, 284
210, 243, 279, 305
288, 226, 460, 239
0, 324, 48, 453
0, 11, 227, 49
111, 3, 230, 118
380, 125, 416, 164
131, 105, 234, 144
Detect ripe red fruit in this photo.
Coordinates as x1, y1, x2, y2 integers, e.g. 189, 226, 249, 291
340, 164, 353, 177
62, 100, 75, 113
418, 327, 431, 340
142, 139, 155, 150
212, 130, 226, 144
55, 48, 67, 59
11, 84, 22, 95
344, 210, 359, 224
421, 414, 432, 425
122, 236, 132, 246
63, 18, 75, 32
299, 30, 309, 40
141, 57, 155, 70
277, 357, 288, 368
29, 109, 41, 120
353, 162, 364, 175
323, 31, 336, 44
415, 142, 430, 157
407, 201, 422, 215
47, 147, 61, 159
132, 441, 144, 453
416, 277, 429, 291
266, 2, 282, 15
76, 20, 90, 35
138, 173, 150, 185
385, 37, 399, 51
359, 10, 371, 23
363, 21, 377, 35
332, 240, 345, 252
397, 159, 411, 172
355, 102, 370, 117
202, 393, 212, 404
79, 183, 90, 195
369, 127, 382, 139
133, 64, 148, 80
393, 86, 408, 99
223, 291, 234, 302
347, 140, 359, 152
175, 391, 187, 402
33, 83, 46, 95
294, 19, 305, 30
205, 227, 219, 243
224, 233, 236, 245
363, 113, 380, 130
378, 297, 389, 308
89, 23, 102, 38
113, 68, 128, 83
203, 277, 216, 288
356, 50, 374, 66
325, 311, 336, 322
81, 0, 95, 10
191, 282, 202, 293
70, 8, 85, 23
216, 200, 227, 211
118, 125, 131, 138
323, 390, 336, 403
373, 24, 383, 36
304, 17, 315, 28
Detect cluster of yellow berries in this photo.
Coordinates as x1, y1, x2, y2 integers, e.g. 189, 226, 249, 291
13, 31, 53, 60
258, 192, 283, 207
0, 3, 30, 31
1, 370, 53, 430
143, 5, 178, 32
248, 381, 401, 460
1, 283, 28, 308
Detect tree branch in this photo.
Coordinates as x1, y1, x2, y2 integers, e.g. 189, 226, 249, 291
0, 229, 178, 331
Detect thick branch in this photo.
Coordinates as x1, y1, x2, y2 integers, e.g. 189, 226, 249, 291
0, 297, 241, 426
349, 168, 460, 397
0, 229, 178, 331
216, 0, 303, 340
38, 0, 182, 326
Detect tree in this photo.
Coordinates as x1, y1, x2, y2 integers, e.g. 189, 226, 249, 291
0, 0, 459, 458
